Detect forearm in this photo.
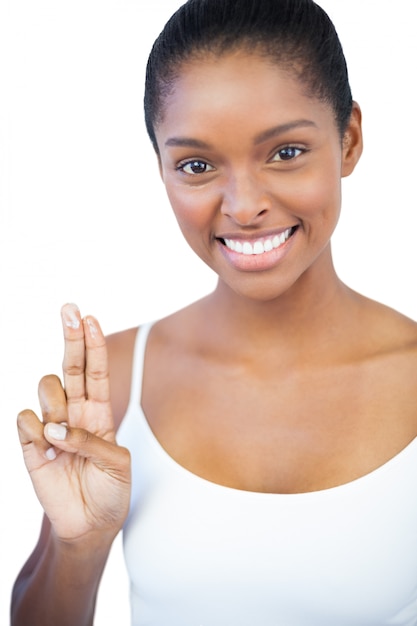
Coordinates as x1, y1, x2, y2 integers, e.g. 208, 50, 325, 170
11, 529, 115, 626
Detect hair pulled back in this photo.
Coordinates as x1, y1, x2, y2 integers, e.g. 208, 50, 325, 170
144, 0, 353, 152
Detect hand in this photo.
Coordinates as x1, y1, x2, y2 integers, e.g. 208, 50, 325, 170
17, 304, 131, 543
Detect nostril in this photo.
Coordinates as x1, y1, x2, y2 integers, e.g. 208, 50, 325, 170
220, 189, 272, 225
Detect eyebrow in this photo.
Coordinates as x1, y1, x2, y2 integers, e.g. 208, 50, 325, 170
165, 137, 212, 149
253, 119, 318, 145
164, 119, 318, 150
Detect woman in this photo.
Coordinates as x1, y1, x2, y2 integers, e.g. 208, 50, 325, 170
12, 0, 417, 624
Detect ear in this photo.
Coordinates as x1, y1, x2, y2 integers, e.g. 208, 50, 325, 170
341, 101, 363, 178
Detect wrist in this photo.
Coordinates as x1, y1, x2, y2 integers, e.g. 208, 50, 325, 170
50, 525, 117, 559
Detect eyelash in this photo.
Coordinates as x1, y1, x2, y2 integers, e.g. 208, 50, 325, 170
176, 145, 306, 176
176, 160, 215, 175
270, 146, 305, 162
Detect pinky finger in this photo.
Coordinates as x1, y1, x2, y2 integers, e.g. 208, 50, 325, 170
17, 409, 59, 467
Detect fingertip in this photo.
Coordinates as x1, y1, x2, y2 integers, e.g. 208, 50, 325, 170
38, 373, 62, 390
61, 303, 81, 330
17, 408, 36, 427
84, 316, 99, 340
17, 409, 44, 447
45, 422, 67, 441
45, 447, 57, 461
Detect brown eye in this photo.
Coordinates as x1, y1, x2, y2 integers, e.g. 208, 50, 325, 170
272, 147, 303, 162
180, 160, 214, 175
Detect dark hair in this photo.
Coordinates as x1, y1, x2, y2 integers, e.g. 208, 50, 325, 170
144, 0, 353, 152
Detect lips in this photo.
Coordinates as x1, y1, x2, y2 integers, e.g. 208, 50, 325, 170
219, 226, 297, 256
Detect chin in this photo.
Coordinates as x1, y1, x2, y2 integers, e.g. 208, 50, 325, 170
218, 273, 304, 304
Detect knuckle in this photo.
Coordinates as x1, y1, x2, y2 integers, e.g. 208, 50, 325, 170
87, 367, 107, 381
71, 427, 92, 445
119, 446, 131, 464
42, 407, 54, 421
17, 409, 34, 430
62, 361, 84, 376
17, 410, 43, 444
37, 376, 67, 421
42, 405, 64, 422
38, 374, 61, 391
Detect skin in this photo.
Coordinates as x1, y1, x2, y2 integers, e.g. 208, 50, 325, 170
12, 50, 417, 624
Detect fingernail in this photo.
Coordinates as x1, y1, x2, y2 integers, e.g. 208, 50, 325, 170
85, 316, 98, 338
45, 447, 57, 461
46, 423, 67, 441
62, 303, 80, 329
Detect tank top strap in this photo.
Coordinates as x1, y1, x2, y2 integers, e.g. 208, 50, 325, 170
127, 321, 155, 411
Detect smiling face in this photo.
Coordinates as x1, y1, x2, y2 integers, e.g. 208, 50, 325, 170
155, 51, 362, 301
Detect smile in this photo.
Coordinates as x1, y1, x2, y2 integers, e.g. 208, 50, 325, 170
222, 227, 296, 256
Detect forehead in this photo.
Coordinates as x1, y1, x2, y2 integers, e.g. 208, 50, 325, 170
156, 51, 335, 142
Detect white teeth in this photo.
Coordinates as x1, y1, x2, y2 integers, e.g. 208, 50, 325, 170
242, 242, 253, 255
223, 228, 293, 255
272, 235, 280, 248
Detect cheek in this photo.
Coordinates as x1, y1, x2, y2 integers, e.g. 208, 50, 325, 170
283, 167, 342, 230
165, 185, 218, 236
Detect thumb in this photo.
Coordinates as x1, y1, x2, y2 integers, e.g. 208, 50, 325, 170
44, 422, 130, 479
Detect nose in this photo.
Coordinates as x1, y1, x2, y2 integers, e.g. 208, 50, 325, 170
220, 171, 271, 226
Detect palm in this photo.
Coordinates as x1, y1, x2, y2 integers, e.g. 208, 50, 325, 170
19, 306, 130, 541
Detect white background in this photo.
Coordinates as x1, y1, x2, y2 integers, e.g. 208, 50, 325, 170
0, 0, 416, 623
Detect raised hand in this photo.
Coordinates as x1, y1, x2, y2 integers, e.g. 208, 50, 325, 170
17, 304, 131, 543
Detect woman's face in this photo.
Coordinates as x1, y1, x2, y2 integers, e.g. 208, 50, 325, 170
155, 51, 362, 301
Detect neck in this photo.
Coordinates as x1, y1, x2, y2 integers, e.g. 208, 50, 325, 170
202, 250, 356, 356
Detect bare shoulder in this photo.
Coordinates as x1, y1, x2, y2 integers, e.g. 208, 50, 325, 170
104, 300, 207, 430
352, 294, 417, 399
361, 296, 417, 355
106, 326, 139, 429
350, 294, 417, 435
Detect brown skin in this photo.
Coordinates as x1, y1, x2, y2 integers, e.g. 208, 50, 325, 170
13, 309, 130, 626
12, 51, 417, 623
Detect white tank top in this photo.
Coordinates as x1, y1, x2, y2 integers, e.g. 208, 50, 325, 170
117, 322, 417, 625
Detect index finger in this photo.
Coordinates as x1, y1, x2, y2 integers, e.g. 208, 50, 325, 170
61, 303, 86, 404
